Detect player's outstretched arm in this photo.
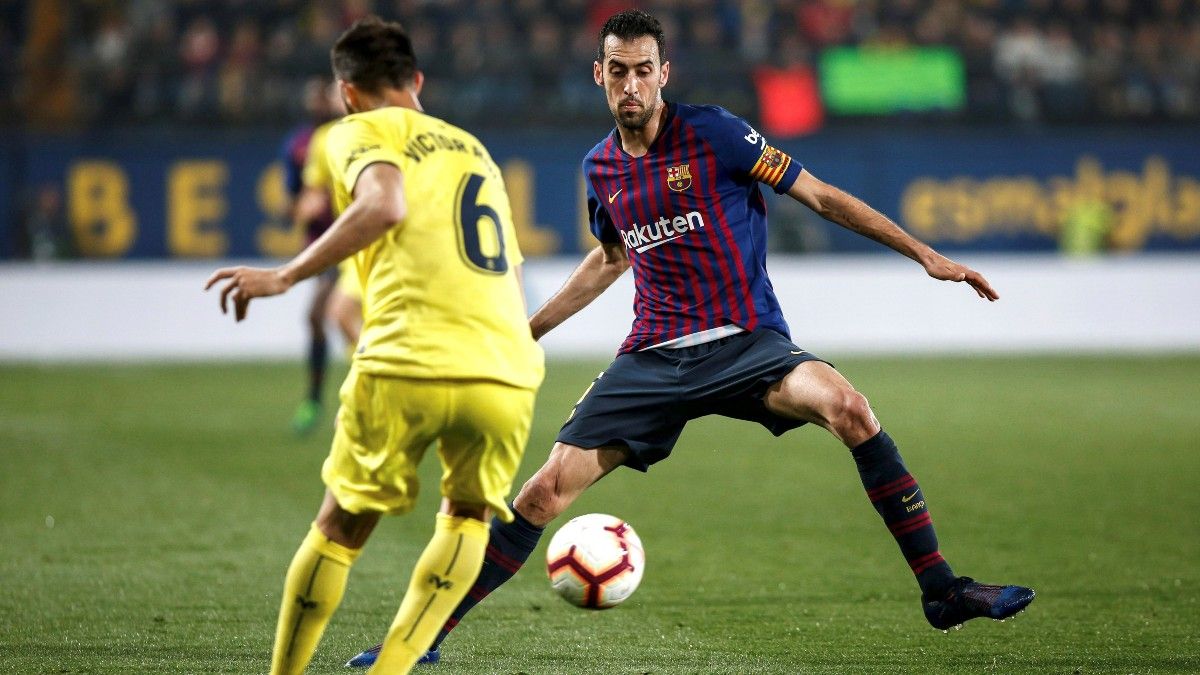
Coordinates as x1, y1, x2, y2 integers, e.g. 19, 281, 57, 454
786, 169, 998, 301
529, 243, 629, 340
205, 163, 406, 321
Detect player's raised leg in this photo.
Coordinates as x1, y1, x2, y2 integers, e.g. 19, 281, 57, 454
764, 360, 1034, 628
445, 443, 629, 630
271, 491, 379, 675
447, 444, 630, 630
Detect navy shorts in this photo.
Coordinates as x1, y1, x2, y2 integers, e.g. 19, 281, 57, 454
557, 328, 829, 471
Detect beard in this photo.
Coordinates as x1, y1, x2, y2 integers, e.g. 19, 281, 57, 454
614, 97, 658, 130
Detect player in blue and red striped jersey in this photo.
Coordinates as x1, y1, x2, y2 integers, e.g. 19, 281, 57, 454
347, 9, 1033, 667
281, 78, 350, 435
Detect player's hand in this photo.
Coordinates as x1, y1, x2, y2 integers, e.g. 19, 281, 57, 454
922, 253, 999, 301
204, 266, 292, 321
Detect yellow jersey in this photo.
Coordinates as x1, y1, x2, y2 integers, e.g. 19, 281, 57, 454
324, 106, 544, 390
301, 120, 336, 191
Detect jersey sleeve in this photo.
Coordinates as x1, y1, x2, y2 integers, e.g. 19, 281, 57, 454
584, 171, 621, 245
689, 106, 803, 194
301, 123, 332, 190
325, 115, 407, 198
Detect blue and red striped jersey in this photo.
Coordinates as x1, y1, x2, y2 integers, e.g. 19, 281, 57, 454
584, 102, 804, 354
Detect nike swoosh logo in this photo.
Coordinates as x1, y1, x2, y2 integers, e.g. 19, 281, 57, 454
901, 490, 919, 503
790, 350, 805, 355
608, 189, 622, 203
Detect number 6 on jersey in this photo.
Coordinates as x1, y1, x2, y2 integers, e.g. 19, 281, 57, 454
455, 172, 508, 274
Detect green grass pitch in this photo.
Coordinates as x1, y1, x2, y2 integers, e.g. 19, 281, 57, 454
2, 356, 1198, 673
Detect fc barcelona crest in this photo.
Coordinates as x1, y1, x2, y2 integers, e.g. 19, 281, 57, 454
666, 163, 692, 192
762, 147, 785, 169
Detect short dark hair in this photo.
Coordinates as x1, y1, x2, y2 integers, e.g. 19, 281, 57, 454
331, 16, 417, 93
596, 10, 666, 63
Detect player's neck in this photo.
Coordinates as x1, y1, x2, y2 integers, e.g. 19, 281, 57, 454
356, 88, 423, 114
616, 102, 668, 157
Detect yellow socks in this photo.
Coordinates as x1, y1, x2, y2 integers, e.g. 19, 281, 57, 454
270, 523, 362, 675
370, 514, 489, 673
267, 515, 487, 674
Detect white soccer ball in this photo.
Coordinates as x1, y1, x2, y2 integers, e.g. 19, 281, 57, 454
545, 513, 645, 609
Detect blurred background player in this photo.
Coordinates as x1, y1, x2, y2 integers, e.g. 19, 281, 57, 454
206, 16, 544, 675
329, 258, 363, 350
281, 77, 361, 434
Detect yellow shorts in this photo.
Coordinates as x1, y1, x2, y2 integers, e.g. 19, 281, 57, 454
322, 367, 535, 522
335, 259, 362, 301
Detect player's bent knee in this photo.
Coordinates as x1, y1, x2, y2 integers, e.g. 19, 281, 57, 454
514, 472, 567, 526
843, 390, 872, 422
830, 390, 878, 443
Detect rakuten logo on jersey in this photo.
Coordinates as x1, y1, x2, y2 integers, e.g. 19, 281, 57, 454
620, 211, 706, 253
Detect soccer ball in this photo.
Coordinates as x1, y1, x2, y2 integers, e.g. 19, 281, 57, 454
545, 513, 645, 609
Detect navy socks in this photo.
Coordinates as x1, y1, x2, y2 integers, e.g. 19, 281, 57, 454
307, 335, 327, 403
852, 430, 955, 598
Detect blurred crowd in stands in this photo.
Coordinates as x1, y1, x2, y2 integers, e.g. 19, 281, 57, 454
2, 0, 1199, 132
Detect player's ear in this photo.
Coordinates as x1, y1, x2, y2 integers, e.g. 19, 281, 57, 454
593, 61, 603, 87
328, 81, 346, 115
659, 60, 670, 87
338, 79, 357, 113
411, 70, 425, 97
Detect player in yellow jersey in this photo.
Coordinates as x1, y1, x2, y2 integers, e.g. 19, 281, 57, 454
205, 16, 544, 675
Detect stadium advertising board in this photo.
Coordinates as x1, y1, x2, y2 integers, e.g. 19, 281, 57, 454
2, 128, 1197, 259
818, 46, 965, 115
